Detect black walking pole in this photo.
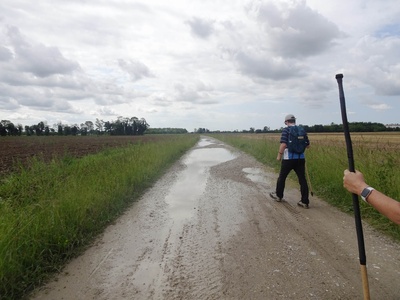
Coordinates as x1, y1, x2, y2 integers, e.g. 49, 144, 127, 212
336, 74, 370, 300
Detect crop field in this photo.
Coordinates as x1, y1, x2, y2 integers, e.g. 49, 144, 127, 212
0, 135, 165, 177
211, 132, 400, 239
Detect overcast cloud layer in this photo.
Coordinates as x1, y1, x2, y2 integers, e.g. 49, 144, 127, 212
1, 0, 400, 131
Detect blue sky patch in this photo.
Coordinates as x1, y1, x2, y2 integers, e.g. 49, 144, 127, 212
375, 23, 400, 38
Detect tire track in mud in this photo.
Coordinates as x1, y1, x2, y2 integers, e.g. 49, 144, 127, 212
163, 192, 228, 299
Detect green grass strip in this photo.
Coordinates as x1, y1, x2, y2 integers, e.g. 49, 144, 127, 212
0, 134, 199, 299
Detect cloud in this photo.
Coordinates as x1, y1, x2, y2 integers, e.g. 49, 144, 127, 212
235, 51, 306, 80
186, 17, 215, 39
246, 0, 342, 58
173, 81, 216, 104
368, 103, 391, 111
5, 26, 80, 78
0, 46, 13, 61
0, 96, 19, 110
118, 59, 154, 82
351, 35, 400, 95
90, 106, 118, 116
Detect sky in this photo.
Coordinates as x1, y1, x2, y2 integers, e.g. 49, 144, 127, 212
1, 0, 400, 132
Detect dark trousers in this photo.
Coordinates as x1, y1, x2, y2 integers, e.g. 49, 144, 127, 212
276, 159, 309, 204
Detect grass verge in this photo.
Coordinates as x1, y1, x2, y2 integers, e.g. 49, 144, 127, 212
210, 133, 400, 242
0, 134, 199, 299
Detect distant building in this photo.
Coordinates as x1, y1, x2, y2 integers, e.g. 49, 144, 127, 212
386, 123, 400, 129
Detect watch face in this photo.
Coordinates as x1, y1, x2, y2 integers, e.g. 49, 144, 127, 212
361, 188, 370, 198
361, 187, 373, 199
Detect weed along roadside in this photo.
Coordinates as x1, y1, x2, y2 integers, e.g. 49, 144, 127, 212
0, 134, 199, 299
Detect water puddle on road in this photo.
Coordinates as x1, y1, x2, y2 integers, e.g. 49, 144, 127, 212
196, 138, 215, 147
165, 139, 236, 222
243, 167, 266, 184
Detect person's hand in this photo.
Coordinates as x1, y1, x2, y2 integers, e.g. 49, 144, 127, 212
277, 153, 282, 161
343, 169, 368, 195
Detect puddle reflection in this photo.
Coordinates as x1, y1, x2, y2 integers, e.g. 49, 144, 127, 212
243, 167, 266, 183
165, 140, 236, 222
196, 139, 215, 147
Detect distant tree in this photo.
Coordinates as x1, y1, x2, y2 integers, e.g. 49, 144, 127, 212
146, 128, 188, 134
0, 120, 8, 136
35, 121, 45, 136
137, 118, 149, 135
80, 123, 88, 136
85, 121, 94, 134
95, 118, 104, 134
24, 125, 31, 136
0, 120, 15, 136
64, 126, 72, 136
103, 121, 112, 134
131, 117, 139, 135
196, 128, 209, 133
71, 125, 79, 136
57, 123, 63, 136
16, 124, 23, 136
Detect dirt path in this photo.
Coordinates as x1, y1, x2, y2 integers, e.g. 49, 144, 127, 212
31, 137, 400, 299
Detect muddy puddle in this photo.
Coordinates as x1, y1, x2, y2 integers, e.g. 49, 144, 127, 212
166, 138, 236, 221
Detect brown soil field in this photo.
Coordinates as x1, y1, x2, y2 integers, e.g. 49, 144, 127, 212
0, 135, 162, 177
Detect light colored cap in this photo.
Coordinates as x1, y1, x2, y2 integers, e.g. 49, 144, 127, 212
285, 114, 296, 121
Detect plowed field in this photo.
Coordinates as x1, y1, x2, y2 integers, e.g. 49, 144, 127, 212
0, 135, 159, 177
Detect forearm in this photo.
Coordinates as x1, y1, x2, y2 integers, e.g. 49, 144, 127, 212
276, 143, 286, 160
278, 143, 286, 154
367, 190, 400, 225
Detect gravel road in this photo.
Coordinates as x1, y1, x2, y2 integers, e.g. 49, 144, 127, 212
31, 136, 400, 299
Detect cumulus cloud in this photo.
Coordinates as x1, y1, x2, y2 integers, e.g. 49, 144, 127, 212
350, 35, 400, 95
90, 106, 118, 116
5, 26, 80, 78
0, 46, 13, 61
0, 96, 19, 110
246, 0, 342, 57
173, 81, 216, 104
118, 59, 154, 82
186, 17, 215, 39
235, 51, 305, 80
368, 103, 391, 111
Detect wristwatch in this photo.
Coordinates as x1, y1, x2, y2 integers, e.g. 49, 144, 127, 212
360, 186, 374, 202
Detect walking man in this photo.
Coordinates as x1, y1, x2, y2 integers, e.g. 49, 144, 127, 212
270, 114, 310, 208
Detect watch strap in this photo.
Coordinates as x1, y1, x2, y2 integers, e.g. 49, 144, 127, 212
361, 186, 374, 202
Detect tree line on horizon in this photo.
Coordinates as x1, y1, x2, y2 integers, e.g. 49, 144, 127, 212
0, 116, 150, 137
201, 122, 399, 134
0, 120, 398, 137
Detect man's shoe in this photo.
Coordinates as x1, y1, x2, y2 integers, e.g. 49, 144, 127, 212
270, 192, 282, 202
297, 201, 309, 209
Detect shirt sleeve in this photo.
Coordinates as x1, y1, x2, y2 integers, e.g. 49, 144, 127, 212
280, 127, 289, 144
